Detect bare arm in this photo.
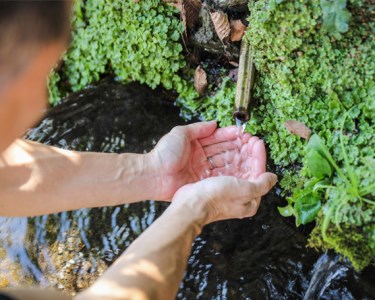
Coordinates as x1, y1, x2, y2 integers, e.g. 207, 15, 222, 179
74, 174, 277, 300
0, 139, 159, 216
0, 122, 248, 217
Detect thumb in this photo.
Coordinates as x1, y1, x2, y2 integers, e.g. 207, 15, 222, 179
250, 172, 278, 196
185, 121, 217, 140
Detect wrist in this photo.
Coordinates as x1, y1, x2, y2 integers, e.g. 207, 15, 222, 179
169, 187, 210, 228
116, 152, 161, 203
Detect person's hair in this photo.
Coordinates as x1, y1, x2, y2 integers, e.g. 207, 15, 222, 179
0, 1, 70, 83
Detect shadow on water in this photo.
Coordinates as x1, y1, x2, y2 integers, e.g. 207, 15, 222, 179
0, 80, 373, 299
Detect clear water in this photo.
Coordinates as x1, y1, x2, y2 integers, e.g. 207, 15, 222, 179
0, 81, 373, 299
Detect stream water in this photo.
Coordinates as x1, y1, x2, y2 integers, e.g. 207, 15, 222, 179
0, 81, 373, 299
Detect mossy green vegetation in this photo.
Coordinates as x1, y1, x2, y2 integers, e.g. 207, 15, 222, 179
48, 0, 197, 105
181, 0, 374, 270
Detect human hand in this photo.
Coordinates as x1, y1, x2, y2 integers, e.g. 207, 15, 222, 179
170, 172, 278, 225
149, 121, 269, 201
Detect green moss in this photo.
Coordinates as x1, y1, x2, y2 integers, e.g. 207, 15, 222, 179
309, 217, 373, 271
49, 0, 194, 104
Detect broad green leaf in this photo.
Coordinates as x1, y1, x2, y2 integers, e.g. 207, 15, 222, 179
295, 194, 321, 226
306, 149, 332, 178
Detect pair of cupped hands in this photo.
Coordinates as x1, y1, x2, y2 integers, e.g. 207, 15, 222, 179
148, 121, 277, 226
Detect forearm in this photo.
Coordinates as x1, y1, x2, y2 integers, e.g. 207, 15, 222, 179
0, 139, 159, 216
75, 196, 206, 300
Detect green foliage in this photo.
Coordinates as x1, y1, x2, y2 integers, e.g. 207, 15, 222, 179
180, 0, 374, 270
320, 0, 351, 34
178, 77, 236, 127
47, 71, 62, 106
306, 149, 332, 179
49, 0, 192, 104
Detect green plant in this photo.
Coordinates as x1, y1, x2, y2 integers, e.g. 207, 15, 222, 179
49, 0, 195, 104
320, 0, 351, 34
178, 77, 236, 127
179, 0, 374, 270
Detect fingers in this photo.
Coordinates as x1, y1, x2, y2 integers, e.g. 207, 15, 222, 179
174, 121, 217, 141
249, 172, 278, 197
248, 139, 267, 179
199, 126, 239, 146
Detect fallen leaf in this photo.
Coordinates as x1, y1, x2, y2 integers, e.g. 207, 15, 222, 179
181, 0, 201, 31
210, 11, 230, 43
284, 120, 312, 140
194, 65, 208, 96
230, 19, 247, 42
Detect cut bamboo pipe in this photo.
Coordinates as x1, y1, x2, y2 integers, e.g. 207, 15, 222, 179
233, 40, 256, 123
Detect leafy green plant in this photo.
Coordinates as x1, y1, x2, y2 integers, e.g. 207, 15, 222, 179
179, 0, 374, 270
49, 0, 195, 104
278, 113, 374, 270
320, 0, 352, 34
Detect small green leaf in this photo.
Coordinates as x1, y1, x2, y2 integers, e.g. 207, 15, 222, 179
306, 149, 332, 178
278, 205, 294, 217
294, 195, 322, 226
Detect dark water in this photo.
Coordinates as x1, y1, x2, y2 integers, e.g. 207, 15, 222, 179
0, 81, 373, 299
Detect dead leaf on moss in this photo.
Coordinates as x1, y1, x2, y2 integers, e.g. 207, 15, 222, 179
181, 0, 201, 31
230, 19, 247, 42
210, 11, 230, 43
194, 65, 208, 96
284, 120, 312, 140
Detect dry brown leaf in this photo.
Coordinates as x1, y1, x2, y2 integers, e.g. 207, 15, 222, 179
284, 120, 312, 140
194, 65, 208, 96
181, 0, 202, 31
210, 11, 230, 43
230, 19, 247, 42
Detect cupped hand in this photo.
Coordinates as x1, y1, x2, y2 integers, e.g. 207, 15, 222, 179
171, 172, 278, 225
150, 121, 270, 201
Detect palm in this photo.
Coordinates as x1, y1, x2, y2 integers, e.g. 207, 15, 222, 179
152, 122, 267, 200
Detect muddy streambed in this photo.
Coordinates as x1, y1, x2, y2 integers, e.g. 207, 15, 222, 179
0, 81, 373, 299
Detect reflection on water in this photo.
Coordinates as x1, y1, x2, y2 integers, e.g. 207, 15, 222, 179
0, 81, 373, 298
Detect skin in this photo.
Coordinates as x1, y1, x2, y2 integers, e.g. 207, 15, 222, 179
0, 37, 277, 299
